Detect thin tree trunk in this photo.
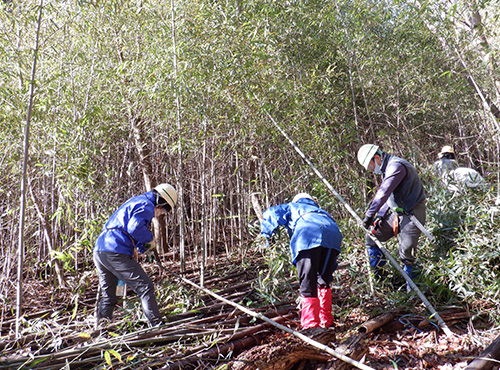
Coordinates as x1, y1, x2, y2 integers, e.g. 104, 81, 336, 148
200, 119, 207, 286
464, 333, 500, 370
210, 141, 216, 264
16, 0, 44, 338
465, 0, 500, 103
170, 0, 185, 272
415, 1, 500, 127
236, 152, 243, 260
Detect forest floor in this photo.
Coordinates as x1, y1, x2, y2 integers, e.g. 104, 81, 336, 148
1, 250, 498, 370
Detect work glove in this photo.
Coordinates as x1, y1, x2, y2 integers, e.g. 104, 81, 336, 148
373, 216, 383, 230
362, 215, 374, 229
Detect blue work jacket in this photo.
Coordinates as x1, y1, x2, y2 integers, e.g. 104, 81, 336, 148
94, 191, 155, 256
260, 198, 342, 264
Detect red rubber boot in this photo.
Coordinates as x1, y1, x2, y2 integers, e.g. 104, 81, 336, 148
300, 297, 320, 329
318, 288, 333, 328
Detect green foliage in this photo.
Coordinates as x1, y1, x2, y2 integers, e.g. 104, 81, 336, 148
254, 231, 297, 305
422, 182, 500, 320
0, 0, 498, 325
104, 349, 123, 366
157, 282, 203, 315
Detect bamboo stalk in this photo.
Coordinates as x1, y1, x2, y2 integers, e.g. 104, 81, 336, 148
0, 327, 236, 368
1, 282, 296, 365
162, 334, 264, 370
418, 311, 471, 329
16, 0, 45, 339
0, 299, 294, 369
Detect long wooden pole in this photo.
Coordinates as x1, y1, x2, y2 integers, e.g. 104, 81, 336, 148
200, 119, 207, 287
465, 334, 500, 370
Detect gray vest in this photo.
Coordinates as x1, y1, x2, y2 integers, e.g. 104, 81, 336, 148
382, 154, 426, 211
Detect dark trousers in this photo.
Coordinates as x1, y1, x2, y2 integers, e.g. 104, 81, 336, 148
93, 251, 162, 326
366, 202, 426, 266
295, 246, 339, 297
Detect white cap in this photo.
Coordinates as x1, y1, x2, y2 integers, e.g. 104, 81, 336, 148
292, 193, 314, 203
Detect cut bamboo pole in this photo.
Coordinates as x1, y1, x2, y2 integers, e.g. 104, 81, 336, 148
162, 335, 264, 370
170, 0, 185, 272
358, 313, 394, 334
161, 313, 296, 367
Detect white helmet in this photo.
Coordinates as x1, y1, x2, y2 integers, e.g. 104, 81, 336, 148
292, 193, 314, 203
357, 144, 379, 170
154, 183, 177, 209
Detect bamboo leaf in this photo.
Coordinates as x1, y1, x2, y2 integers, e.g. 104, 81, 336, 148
108, 349, 123, 363
104, 350, 112, 366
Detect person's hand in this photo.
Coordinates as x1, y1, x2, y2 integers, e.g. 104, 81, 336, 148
145, 248, 155, 262
142, 243, 155, 262
362, 215, 374, 229
373, 216, 383, 230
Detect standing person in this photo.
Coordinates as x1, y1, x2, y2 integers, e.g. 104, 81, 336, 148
432, 145, 458, 177
93, 183, 177, 327
260, 193, 342, 329
357, 144, 426, 290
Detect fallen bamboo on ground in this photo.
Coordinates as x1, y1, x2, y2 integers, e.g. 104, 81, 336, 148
358, 313, 394, 334
147, 313, 297, 370
160, 265, 376, 370
0, 324, 245, 369
0, 280, 295, 370
263, 109, 454, 338
161, 335, 265, 370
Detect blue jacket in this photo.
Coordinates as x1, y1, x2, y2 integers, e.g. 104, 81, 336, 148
94, 191, 155, 256
260, 198, 342, 264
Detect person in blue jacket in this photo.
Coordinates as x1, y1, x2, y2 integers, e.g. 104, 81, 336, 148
357, 144, 426, 290
93, 183, 177, 327
260, 193, 342, 329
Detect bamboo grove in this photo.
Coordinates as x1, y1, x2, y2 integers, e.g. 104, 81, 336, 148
1, 0, 499, 320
